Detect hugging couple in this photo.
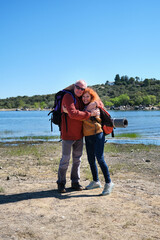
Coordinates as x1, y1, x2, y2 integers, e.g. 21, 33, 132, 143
56, 80, 114, 195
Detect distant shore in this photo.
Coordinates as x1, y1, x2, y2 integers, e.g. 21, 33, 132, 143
0, 108, 49, 111
0, 105, 159, 111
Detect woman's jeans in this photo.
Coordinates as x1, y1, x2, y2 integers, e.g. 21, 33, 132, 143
85, 132, 111, 183
58, 138, 83, 185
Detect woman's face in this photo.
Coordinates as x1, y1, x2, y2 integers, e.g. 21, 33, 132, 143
82, 92, 92, 105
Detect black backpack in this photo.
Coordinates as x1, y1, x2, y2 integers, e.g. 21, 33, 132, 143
48, 90, 76, 131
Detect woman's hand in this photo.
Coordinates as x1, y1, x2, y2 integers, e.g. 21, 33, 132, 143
90, 108, 100, 117
85, 102, 97, 112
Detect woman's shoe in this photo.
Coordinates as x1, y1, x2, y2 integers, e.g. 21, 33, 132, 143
85, 181, 101, 190
102, 182, 114, 195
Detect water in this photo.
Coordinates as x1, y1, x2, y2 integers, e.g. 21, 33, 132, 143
0, 110, 160, 145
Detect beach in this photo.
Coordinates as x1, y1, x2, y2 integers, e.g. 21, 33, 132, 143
0, 141, 160, 240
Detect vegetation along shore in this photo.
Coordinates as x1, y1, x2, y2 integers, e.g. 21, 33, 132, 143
0, 141, 160, 239
0, 74, 160, 111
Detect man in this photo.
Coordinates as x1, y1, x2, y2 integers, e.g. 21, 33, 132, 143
57, 80, 98, 193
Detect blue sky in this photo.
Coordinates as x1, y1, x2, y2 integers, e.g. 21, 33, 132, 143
0, 0, 160, 99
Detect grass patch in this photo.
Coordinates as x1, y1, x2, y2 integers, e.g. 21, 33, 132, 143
104, 143, 158, 153
115, 133, 141, 138
109, 163, 127, 175
6, 145, 41, 158
83, 167, 92, 181
1, 142, 62, 159
0, 186, 5, 193
1, 135, 60, 141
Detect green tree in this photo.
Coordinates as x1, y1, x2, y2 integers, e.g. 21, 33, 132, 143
149, 95, 156, 105
118, 94, 130, 105
143, 79, 150, 87
134, 96, 143, 105
18, 100, 25, 109
34, 102, 40, 109
114, 74, 121, 85
40, 101, 47, 109
129, 77, 135, 84
104, 101, 114, 107
48, 101, 54, 108
121, 75, 129, 85
143, 96, 151, 106
111, 97, 119, 107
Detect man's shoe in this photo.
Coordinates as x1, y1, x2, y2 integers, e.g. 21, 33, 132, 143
85, 181, 102, 190
102, 182, 114, 195
71, 182, 83, 191
57, 183, 66, 193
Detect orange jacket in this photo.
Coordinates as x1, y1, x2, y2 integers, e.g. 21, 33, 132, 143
61, 93, 91, 140
83, 116, 103, 136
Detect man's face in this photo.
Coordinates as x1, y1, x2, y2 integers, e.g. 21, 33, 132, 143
74, 82, 86, 97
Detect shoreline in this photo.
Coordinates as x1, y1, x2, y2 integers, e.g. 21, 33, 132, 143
0, 139, 160, 146
0, 105, 160, 112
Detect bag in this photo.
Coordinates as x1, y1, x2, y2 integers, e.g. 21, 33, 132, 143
48, 89, 76, 131
99, 107, 114, 136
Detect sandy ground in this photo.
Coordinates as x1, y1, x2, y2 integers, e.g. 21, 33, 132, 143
0, 142, 160, 240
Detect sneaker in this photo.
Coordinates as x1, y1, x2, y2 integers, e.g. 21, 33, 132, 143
71, 182, 83, 191
102, 182, 114, 195
85, 181, 102, 190
57, 183, 66, 193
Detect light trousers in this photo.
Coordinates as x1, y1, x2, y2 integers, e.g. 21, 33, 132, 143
57, 138, 83, 184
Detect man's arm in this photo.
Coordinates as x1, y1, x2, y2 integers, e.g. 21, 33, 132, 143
62, 94, 99, 120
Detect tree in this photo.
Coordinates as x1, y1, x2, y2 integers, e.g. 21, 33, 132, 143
121, 75, 129, 85
118, 94, 130, 105
18, 100, 25, 109
143, 79, 150, 87
104, 101, 114, 107
111, 94, 130, 106
40, 101, 47, 109
129, 77, 135, 84
134, 96, 143, 105
111, 97, 119, 107
34, 102, 40, 109
135, 76, 140, 82
105, 80, 110, 85
143, 96, 151, 106
149, 95, 156, 105
114, 74, 121, 85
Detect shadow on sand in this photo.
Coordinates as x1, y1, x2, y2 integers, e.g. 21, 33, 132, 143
0, 188, 101, 204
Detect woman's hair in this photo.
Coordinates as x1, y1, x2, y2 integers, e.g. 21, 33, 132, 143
83, 87, 100, 102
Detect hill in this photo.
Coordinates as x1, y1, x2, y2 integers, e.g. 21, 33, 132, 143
0, 74, 160, 110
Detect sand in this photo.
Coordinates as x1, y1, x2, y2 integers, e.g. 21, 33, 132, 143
0, 142, 160, 240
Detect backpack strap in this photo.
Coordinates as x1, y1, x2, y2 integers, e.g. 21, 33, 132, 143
62, 90, 76, 104
64, 113, 68, 132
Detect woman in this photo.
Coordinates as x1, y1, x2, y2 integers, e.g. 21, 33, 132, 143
82, 88, 114, 195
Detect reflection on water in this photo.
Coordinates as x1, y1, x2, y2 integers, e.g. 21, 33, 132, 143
0, 110, 160, 145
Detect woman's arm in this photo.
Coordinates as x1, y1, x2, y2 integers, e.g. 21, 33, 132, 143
63, 104, 99, 116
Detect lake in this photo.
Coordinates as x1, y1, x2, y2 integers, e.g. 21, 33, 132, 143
0, 110, 160, 145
